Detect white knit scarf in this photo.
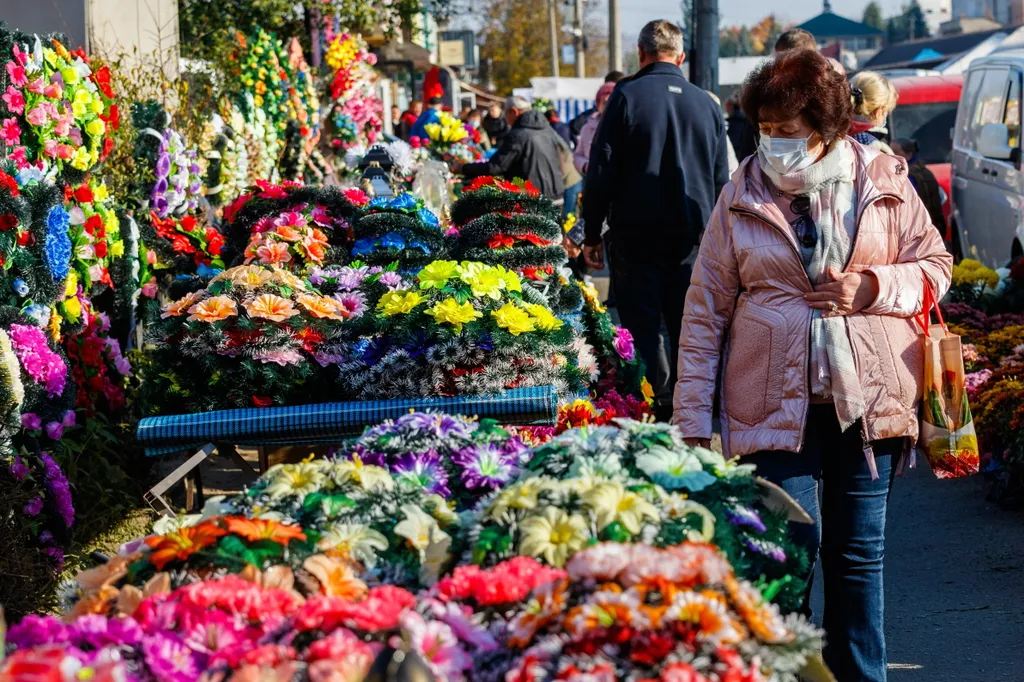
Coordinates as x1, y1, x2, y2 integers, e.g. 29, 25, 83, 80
759, 140, 866, 431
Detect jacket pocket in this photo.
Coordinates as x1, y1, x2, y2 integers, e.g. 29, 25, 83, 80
876, 315, 923, 408
723, 307, 786, 426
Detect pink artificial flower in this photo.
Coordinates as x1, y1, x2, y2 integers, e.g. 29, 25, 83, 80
9, 146, 29, 169
22, 413, 42, 430
42, 83, 62, 99
142, 277, 158, 298
61, 410, 76, 428
43, 139, 58, 158
400, 611, 472, 680
5, 61, 27, 87
2, 86, 25, 114
11, 44, 27, 66
54, 115, 71, 137
56, 144, 74, 160
25, 106, 47, 127
0, 118, 21, 145
256, 241, 293, 265
147, 249, 157, 265
25, 77, 45, 94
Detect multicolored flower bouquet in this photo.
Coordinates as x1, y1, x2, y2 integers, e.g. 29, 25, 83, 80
146, 264, 360, 412
575, 279, 650, 401
64, 301, 130, 416
346, 411, 530, 510
63, 179, 123, 294
451, 176, 559, 228
323, 33, 382, 152
242, 201, 346, 271
0, 33, 118, 178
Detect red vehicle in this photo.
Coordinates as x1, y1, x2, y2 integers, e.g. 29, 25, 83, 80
888, 74, 963, 240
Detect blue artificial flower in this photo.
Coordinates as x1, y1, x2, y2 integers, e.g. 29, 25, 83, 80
351, 238, 377, 257
12, 278, 29, 297
388, 193, 419, 212
196, 263, 220, 278
367, 197, 389, 209
380, 232, 406, 250
44, 206, 72, 283
417, 208, 439, 227
409, 240, 431, 255
15, 167, 43, 185
475, 333, 494, 352
361, 337, 392, 365
24, 304, 51, 328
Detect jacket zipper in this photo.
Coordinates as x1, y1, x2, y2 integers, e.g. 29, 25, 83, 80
728, 191, 900, 459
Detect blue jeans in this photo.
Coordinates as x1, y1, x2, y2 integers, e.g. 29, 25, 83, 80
745, 405, 903, 682
563, 180, 583, 222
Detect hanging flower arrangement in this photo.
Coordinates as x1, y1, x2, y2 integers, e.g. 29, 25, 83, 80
150, 127, 202, 218
62, 179, 123, 294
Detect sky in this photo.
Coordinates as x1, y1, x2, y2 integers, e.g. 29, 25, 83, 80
619, 0, 906, 39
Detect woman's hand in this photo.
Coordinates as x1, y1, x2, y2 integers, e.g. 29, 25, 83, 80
804, 268, 879, 317
683, 438, 711, 449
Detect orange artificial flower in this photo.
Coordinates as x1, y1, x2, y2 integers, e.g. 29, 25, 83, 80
187, 296, 238, 323
296, 294, 348, 321
309, 228, 329, 245
66, 585, 119, 621
229, 265, 275, 288
223, 516, 307, 544
508, 578, 569, 648
162, 291, 206, 319
144, 522, 227, 570
255, 241, 293, 265
303, 555, 368, 599
304, 240, 327, 264
244, 294, 299, 322
274, 225, 303, 242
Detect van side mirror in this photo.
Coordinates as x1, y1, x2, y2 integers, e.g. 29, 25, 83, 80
978, 122, 1014, 160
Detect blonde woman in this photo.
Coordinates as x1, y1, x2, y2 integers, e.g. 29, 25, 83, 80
849, 70, 898, 154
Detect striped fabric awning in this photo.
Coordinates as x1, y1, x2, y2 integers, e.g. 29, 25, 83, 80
137, 386, 559, 456
555, 99, 595, 122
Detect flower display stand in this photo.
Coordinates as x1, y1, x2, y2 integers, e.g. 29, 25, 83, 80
137, 386, 558, 514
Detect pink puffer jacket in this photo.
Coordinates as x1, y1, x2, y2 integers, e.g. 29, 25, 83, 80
672, 140, 952, 458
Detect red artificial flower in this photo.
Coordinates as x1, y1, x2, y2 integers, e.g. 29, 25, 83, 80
487, 234, 516, 249
179, 215, 198, 235
295, 327, 324, 353
252, 396, 272, 407
171, 235, 196, 254
521, 233, 551, 247
464, 176, 498, 193
101, 135, 115, 159
0, 214, 18, 231
92, 65, 115, 99
206, 229, 225, 256
224, 192, 254, 224
100, 103, 119, 130
74, 185, 94, 203
255, 179, 288, 199
151, 212, 178, 240
94, 241, 108, 258
629, 630, 678, 665
521, 180, 542, 197
16, 229, 33, 246
84, 214, 103, 235
0, 171, 19, 197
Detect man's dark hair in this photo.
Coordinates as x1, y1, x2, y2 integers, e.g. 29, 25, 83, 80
895, 137, 918, 155
774, 28, 816, 52
428, 96, 443, 105
604, 71, 625, 83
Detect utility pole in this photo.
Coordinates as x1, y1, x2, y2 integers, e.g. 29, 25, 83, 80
548, 0, 560, 77
574, 0, 586, 77
691, 0, 719, 92
609, 0, 622, 72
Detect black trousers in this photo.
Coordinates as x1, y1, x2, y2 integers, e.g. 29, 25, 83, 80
607, 236, 691, 416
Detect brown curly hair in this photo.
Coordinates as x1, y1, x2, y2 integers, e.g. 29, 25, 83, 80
741, 49, 853, 143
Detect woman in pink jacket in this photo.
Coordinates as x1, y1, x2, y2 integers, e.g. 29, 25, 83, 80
673, 49, 951, 682
573, 82, 616, 175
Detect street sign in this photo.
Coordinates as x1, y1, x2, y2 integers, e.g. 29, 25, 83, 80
561, 44, 576, 65
439, 40, 466, 66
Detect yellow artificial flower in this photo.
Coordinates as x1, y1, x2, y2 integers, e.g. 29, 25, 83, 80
519, 507, 589, 567
492, 302, 536, 335
70, 147, 92, 170
496, 266, 522, 293
61, 67, 80, 85
423, 494, 459, 526
92, 184, 110, 202
377, 290, 425, 316
563, 213, 577, 234
271, 267, 306, 291
583, 481, 660, 535
487, 478, 551, 520
524, 303, 563, 332
332, 455, 394, 492
85, 118, 105, 137
394, 503, 449, 552
110, 240, 124, 257
641, 377, 655, 406
418, 260, 460, 290
91, 98, 104, 114
426, 297, 482, 333
64, 272, 79, 297
263, 461, 327, 500
461, 262, 505, 299
579, 281, 607, 314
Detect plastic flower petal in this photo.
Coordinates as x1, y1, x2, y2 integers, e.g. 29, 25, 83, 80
426, 297, 482, 334
377, 290, 425, 316
418, 260, 460, 290
244, 294, 299, 322
491, 302, 536, 335
519, 507, 589, 567
187, 296, 238, 323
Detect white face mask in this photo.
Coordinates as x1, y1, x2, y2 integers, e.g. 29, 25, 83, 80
759, 134, 817, 175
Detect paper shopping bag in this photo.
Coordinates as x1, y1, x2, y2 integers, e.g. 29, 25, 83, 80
915, 282, 980, 479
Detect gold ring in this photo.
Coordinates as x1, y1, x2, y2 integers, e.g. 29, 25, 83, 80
829, 301, 839, 313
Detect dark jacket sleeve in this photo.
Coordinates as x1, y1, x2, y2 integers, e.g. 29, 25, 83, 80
581, 91, 626, 245
463, 131, 522, 179
713, 113, 730, 202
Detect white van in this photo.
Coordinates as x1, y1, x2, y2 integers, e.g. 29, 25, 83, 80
951, 53, 1024, 266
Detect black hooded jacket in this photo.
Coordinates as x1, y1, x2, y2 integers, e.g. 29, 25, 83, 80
462, 109, 565, 200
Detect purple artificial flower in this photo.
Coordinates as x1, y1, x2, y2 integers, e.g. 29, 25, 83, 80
336, 265, 370, 290
115, 355, 132, 376
741, 536, 787, 563
142, 633, 203, 682
310, 205, 331, 227
334, 291, 368, 319
45, 421, 64, 441
43, 545, 65, 570
68, 128, 82, 146
9, 454, 29, 480
392, 450, 451, 498
437, 414, 471, 439
349, 446, 386, 468
378, 271, 406, 290
40, 452, 74, 527
452, 443, 517, 492
613, 327, 635, 362
23, 496, 43, 515
70, 614, 144, 649
62, 410, 76, 428
7, 614, 70, 648
155, 152, 171, 179
22, 412, 42, 430
724, 505, 767, 534
9, 324, 67, 398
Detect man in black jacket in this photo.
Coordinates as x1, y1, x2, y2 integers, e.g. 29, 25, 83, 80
459, 95, 564, 201
581, 19, 729, 419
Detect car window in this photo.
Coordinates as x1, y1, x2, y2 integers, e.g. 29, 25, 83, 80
890, 102, 959, 164
955, 70, 985, 149
972, 68, 1010, 144
1005, 71, 1021, 148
